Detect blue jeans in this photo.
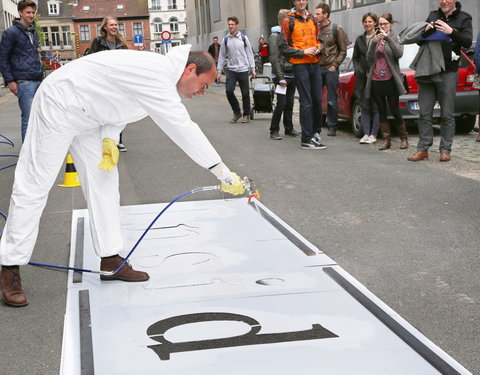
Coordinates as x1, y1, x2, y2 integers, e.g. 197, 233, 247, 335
225, 70, 250, 116
17, 80, 41, 142
320, 68, 339, 130
270, 76, 295, 134
292, 63, 323, 142
361, 92, 379, 136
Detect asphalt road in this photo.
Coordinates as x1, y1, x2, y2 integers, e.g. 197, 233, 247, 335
0, 90, 479, 374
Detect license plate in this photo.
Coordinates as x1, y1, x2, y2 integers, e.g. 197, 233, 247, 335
410, 101, 441, 110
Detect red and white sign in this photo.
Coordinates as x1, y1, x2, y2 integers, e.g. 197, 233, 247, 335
160, 31, 171, 41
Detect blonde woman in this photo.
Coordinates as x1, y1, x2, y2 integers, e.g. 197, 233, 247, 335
90, 17, 129, 151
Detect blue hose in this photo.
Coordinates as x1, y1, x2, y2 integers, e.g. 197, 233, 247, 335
28, 185, 221, 275
0, 154, 18, 171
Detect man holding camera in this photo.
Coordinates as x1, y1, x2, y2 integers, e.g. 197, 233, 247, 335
408, 0, 472, 162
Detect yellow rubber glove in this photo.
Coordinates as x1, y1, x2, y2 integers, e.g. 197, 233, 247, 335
220, 172, 245, 196
98, 138, 119, 171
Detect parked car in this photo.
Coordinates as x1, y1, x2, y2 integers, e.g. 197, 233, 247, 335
324, 43, 478, 137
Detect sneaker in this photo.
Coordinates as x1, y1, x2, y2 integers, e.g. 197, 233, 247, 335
327, 128, 337, 136
270, 132, 282, 140
241, 115, 250, 123
359, 135, 369, 144
366, 135, 377, 144
301, 138, 327, 150
285, 129, 300, 137
313, 132, 322, 143
117, 143, 127, 152
230, 113, 242, 123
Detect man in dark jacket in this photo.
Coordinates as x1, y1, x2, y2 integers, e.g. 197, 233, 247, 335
0, 0, 43, 142
268, 9, 300, 140
408, 0, 472, 162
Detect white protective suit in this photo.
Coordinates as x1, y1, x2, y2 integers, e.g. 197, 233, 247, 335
0, 45, 222, 265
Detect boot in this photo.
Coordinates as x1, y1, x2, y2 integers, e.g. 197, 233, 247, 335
100, 255, 150, 282
0, 266, 28, 307
397, 122, 409, 149
378, 122, 391, 150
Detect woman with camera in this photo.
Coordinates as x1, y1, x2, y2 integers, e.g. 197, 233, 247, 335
365, 13, 408, 150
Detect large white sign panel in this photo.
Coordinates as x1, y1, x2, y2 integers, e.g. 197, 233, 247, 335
60, 198, 471, 374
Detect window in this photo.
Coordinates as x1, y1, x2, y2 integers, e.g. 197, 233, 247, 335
151, 0, 161, 10
118, 23, 125, 37
41, 26, 49, 47
96, 24, 101, 36
133, 22, 143, 36
169, 17, 178, 32
79, 25, 90, 42
48, 2, 59, 15
117, 4, 124, 10
82, 5, 90, 11
62, 26, 71, 46
51, 26, 60, 47
168, 0, 177, 10
153, 17, 162, 33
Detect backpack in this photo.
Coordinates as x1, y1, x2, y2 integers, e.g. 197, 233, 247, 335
223, 34, 247, 49
287, 15, 340, 47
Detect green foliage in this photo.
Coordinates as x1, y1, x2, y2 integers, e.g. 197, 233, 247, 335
35, 14, 46, 44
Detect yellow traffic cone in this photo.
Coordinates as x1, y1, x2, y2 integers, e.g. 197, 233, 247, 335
58, 154, 81, 187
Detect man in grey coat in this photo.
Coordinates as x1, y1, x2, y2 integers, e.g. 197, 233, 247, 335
407, 0, 472, 162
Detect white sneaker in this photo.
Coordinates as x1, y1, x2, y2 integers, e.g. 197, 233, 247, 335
366, 135, 377, 144
359, 135, 369, 144
313, 133, 322, 143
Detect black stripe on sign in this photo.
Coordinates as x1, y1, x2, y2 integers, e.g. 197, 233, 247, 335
79, 290, 95, 375
323, 266, 463, 375
65, 163, 77, 173
73, 217, 84, 283
248, 200, 317, 256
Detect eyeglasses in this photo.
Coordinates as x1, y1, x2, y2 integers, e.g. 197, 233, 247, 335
379, 22, 389, 26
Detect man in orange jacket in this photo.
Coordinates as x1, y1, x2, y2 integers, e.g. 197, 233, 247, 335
280, 0, 326, 149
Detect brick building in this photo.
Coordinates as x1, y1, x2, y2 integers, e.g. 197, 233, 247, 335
72, 0, 151, 56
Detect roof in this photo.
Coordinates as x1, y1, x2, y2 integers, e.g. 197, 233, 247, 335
72, 0, 148, 20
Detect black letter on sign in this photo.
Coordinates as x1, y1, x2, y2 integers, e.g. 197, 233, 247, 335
146, 312, 338, 360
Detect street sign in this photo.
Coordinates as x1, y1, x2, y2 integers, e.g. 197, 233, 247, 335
134, 34, 143, 46
160, 30, 171, 41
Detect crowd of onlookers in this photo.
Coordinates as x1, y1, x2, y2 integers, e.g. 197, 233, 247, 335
208, 0, 479, 160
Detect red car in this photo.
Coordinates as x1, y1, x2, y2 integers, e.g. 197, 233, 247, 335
324, 44, 478, 137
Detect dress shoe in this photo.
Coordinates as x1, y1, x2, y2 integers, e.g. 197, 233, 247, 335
0, 266, 28, 307
229, 113, 242, 123
327, 128, 337, 136
439, 152, 451, 162
476, 133, 480, 142
407, 151, 429, 162
100, 255, 150, 282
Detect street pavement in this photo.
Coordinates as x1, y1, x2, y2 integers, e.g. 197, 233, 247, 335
0, 87, 479, 374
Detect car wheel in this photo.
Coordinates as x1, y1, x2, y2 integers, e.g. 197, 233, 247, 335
455, 115, 476, 133
351, 99, 363, 138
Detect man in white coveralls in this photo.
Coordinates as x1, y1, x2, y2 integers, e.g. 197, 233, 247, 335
0, 45, 244, 307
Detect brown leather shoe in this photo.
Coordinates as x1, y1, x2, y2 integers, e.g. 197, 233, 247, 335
100, 255, 150, 282
439, 152, 451, 162
476, 133, 480, 142
0, 266, 28, 307
407, 151, 429, 162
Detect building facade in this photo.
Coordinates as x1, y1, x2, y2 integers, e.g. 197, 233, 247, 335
72, 0, 151, 56
37, 0, 76, 62
0, 0, 20, 39
186, 0, 479, 52
148, 0, 187, 54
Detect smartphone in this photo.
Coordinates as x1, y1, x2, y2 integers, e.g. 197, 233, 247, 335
375, 27, 381, 35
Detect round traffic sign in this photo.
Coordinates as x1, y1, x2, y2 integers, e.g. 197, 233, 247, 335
160, 31, 171, 41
